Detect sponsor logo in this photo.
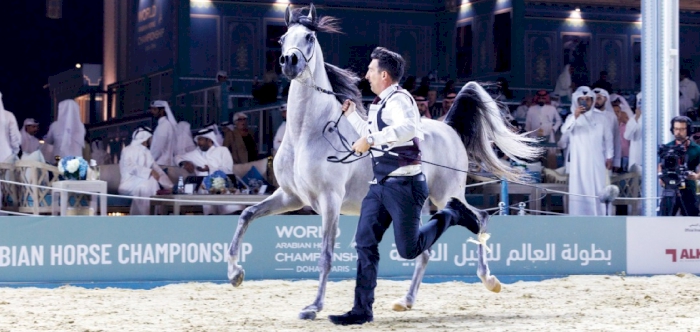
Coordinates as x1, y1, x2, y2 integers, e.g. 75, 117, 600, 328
665, 248, 700, 262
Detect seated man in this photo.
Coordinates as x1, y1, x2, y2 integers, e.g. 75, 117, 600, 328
176, 128, 244, 214
223, 112, 258, 164
118, 127, 166, 215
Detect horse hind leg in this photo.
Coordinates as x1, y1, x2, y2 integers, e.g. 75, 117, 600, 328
475, 210, 501, 293
228, 190, 304, 287
392, 250, 429, 311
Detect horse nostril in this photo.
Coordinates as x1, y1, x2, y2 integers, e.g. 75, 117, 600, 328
279, 55, 286, 65
291, 54, 298, 66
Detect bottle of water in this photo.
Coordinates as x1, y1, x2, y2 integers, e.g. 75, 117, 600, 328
89, 159, 100, 181
177, 176, 185, 195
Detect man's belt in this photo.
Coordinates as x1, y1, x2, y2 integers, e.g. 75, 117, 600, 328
381, 173, 426, 184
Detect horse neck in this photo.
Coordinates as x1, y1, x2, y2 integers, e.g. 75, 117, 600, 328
286, 44, 337, 136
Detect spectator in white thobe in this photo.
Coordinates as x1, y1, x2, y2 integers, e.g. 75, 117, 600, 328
679, 91, 694, 116
554, 64, 573, 103
592, 88, 621, 170
561, 86, 613, 216
272, 104, 287, 155
20, 118, 41, 155
175, 121, 196, 156
149, 100, 178, 166
44, 100, 85, 163
118, 127, 168, 215
680, 69, 699, 107
624, 92, 643, 170
176, 129, 244, 214
0, 93, 21, 163
525, 90, 562, 142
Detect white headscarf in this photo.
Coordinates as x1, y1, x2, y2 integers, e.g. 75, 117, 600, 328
571, 86, 593, 112
592, 88, 614, 113
20, 118, 40, 153
194, 129, 221, 147
131, 127, 153, 146
150, 100, 178, 128
175, 121, 196, 155
610, 94, 634, 117
554, 65, 572, 99
203, 123, 224, 146
56, 100, 86, 154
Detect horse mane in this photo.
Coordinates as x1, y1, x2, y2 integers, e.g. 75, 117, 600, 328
289, 7, 342, 34
324, 63, 366, 116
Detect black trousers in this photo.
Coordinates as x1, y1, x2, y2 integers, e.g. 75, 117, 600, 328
352, 176, 456, 315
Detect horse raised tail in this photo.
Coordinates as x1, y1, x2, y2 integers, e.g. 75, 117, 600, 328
444, 82, 542, 182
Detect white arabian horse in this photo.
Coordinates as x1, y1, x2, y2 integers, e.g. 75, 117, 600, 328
227, 4, 540, 320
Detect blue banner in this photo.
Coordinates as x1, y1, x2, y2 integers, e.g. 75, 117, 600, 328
0, 216, 627, 283
131, 0, 173, 76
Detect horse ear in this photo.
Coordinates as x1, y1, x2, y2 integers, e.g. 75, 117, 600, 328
285, 5, 291, 26
308, 3, 316, 22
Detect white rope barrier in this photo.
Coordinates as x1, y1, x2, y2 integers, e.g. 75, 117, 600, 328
0, 176, 665, 217
0, 179, 261, 205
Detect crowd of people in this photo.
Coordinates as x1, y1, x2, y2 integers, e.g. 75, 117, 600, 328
1, 65, 699, 216
0, 89, 287, 216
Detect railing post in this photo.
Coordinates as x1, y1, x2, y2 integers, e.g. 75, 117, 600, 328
500, 179, 509, 215
518, 202, 526, 215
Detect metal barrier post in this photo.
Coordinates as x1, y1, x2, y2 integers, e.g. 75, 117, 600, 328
518, 202, 526, 215
500, 180, 509, 215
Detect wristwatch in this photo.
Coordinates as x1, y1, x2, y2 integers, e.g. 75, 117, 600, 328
366, 135, 374, 146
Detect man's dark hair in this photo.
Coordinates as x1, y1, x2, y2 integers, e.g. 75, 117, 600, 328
370, 47, 405, 83
680, 68, 691, 78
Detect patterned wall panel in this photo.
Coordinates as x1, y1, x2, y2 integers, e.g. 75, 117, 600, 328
474, 15, 493, 75
224, 17, 262, 79
525, 31, 557, 87
596, 35, 627, 90
381, 24, 432, 77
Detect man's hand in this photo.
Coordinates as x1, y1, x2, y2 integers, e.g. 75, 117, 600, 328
341, 100, 356, 116
575, 106, 585, 119
605, 159, 613, 170
688, 171, 699, 181
352, 136, 371, 154
150, 169, 161, 181
196, 165, 210, 173
181, 161, 195, 174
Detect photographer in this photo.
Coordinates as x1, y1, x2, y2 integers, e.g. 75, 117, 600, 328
658, 116, 700, 216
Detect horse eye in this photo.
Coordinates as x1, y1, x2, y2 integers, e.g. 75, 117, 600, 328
306, 34, 315, 42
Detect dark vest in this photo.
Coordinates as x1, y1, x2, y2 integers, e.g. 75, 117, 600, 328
371, 88, 422, 182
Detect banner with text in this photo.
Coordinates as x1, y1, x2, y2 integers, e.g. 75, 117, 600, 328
131, 0, 173, 76
0, 216, 626, 283
626, 217, 700, 274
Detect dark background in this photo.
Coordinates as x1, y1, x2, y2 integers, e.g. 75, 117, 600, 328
0, 1, 103, 136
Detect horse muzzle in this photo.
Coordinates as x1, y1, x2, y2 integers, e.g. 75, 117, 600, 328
279, 50, 307, 80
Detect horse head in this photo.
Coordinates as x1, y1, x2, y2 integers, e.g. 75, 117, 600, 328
280, 4, 340, 80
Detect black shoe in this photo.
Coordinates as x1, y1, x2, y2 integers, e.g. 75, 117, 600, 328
446, 197, 481, 234
328, 311, 373, 325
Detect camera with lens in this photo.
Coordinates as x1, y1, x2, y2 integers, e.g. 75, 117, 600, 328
657, 144, 688, 191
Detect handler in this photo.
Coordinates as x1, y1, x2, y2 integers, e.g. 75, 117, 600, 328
328, 47, 482, 325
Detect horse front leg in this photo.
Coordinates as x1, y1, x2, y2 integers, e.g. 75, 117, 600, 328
392, 250, 430, 311
299, 193, 341, 320
228, 189, 304, 287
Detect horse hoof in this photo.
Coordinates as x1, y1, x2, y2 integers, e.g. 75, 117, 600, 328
484, 276, 502, 293
391, 299, 413, 312
229, 269, 245, 287
298, 310, 317, 320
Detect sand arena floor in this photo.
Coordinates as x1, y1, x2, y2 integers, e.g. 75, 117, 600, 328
0, 274, 698, 331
